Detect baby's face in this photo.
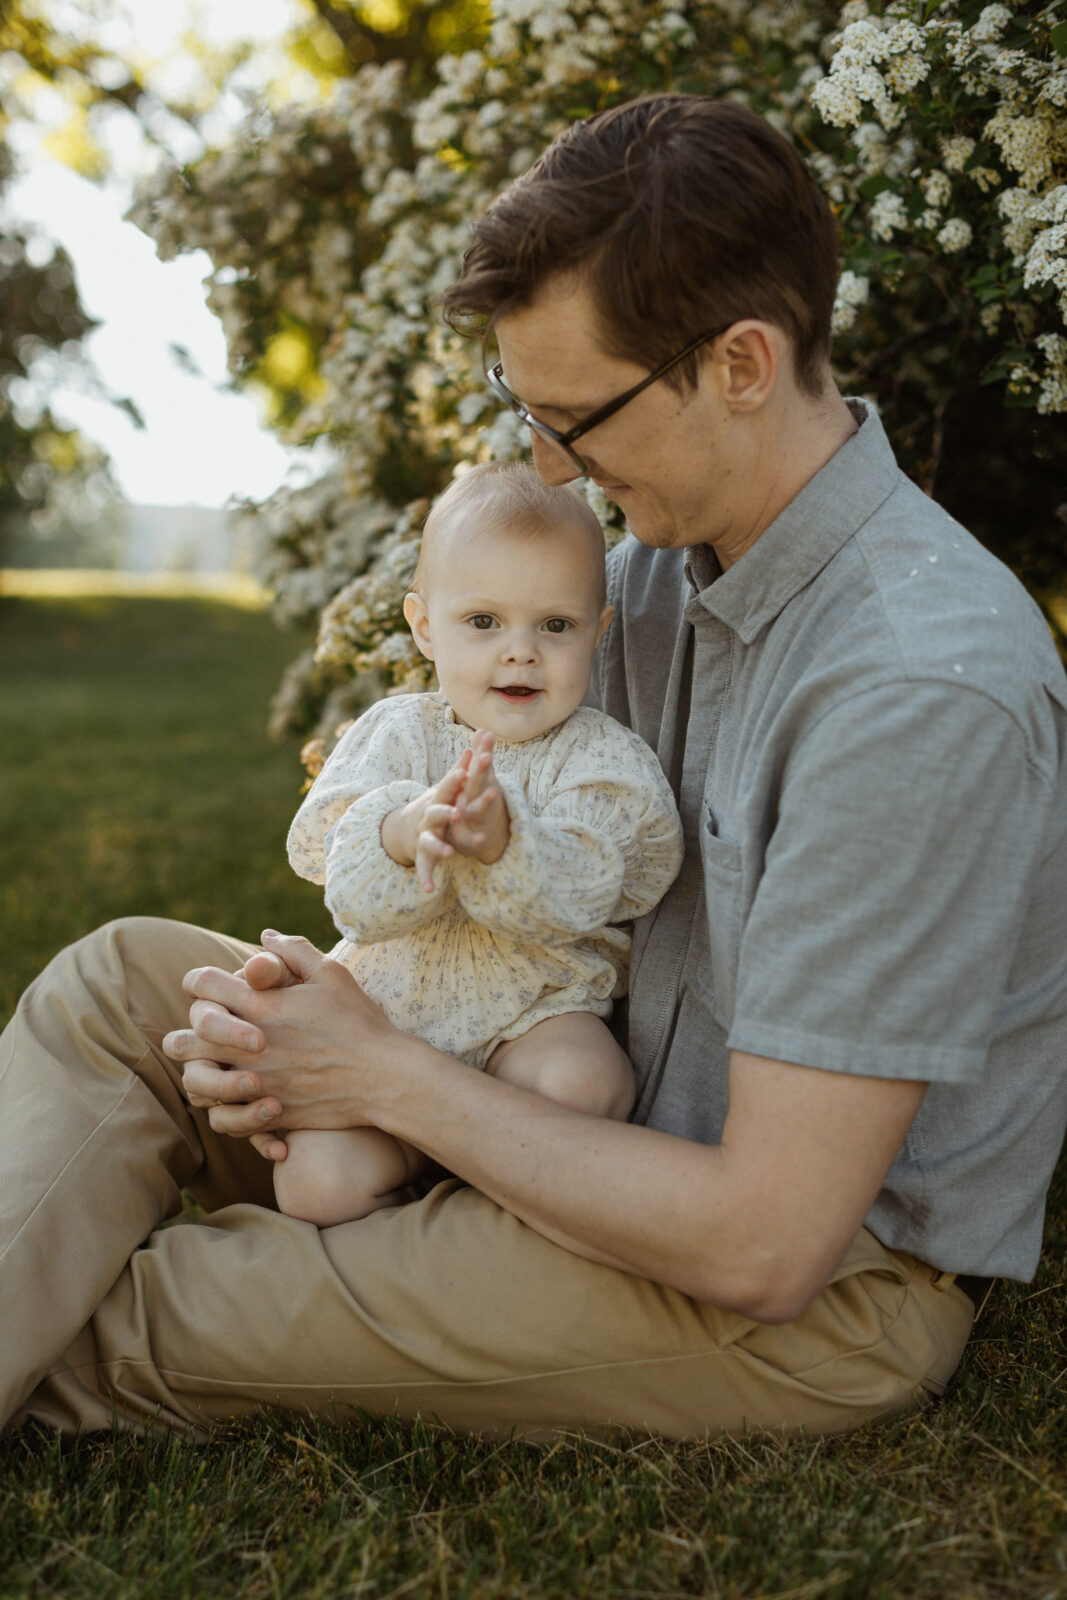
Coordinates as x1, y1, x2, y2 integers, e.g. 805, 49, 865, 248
405, 514, 612, 743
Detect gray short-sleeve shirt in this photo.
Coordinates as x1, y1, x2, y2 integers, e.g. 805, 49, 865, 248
590, 402, 1067, 1281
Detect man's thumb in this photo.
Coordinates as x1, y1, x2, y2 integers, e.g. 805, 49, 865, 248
259, 930, 324, 982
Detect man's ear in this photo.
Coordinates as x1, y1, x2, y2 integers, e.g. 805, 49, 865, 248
596, 603, 614, 644
717, 320, 781, 413
403, 591, 435, 660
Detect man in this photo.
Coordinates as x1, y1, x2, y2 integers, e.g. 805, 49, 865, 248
4, 96, 1065, 1441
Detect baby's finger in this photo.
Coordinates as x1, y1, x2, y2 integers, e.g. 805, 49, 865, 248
459, 755, 492, 804
415, 830, 452, 892
434, 755, 471, 803
417, 829, 454, 862
422, 802, 458, 835
459, 783, 499, 819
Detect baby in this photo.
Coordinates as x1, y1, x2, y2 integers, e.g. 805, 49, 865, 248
276, 460, 683, 1225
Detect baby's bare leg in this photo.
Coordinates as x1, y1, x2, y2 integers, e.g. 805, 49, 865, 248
487, 1013, 635, 1120
274, 1127, 426, 1227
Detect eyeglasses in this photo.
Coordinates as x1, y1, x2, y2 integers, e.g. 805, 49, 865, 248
485, 325, 731, 474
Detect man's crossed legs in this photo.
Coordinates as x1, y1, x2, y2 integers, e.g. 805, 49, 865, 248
1, 918, 974, 1441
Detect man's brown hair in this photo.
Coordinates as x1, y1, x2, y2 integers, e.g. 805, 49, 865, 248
441, 96, 840, 396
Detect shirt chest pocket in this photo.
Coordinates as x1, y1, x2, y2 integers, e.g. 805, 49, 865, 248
700, 806, 746, 1029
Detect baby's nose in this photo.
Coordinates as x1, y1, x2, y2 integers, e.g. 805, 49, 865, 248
501, 630, 539, 663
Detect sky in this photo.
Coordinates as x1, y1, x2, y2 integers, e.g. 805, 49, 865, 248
4, 0, 315, 510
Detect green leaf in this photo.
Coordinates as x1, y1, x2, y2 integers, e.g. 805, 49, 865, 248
1051, 20, 1067, 56
858, 173, 894, 199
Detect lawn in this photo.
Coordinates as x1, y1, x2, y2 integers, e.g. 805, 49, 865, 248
1, 590, 1065, 1600
0, 587, 336, 1016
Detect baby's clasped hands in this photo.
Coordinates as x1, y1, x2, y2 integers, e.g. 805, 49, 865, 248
380, 730, 511, 893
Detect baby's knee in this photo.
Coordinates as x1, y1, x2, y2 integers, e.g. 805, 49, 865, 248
531, 1047, 635, 1120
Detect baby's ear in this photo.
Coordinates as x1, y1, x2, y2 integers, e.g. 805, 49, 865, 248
403, 591, 435, 660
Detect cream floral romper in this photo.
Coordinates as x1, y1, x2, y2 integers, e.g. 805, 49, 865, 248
287, 691, 683, 1067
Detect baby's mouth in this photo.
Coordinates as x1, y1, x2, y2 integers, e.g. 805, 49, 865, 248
495, 685, 538, 698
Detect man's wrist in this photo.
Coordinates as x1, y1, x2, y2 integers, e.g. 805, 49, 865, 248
369, 1028, 461, 1143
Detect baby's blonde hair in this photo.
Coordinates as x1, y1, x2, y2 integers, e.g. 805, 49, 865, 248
412, 461, 605, 599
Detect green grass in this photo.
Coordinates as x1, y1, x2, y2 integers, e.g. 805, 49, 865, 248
0, 592, 335, 1016
2, 593, 1066, 1600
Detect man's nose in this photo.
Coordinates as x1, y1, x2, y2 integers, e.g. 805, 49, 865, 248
529, 431, 583, 487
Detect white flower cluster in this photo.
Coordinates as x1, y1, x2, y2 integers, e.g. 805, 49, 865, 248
936, 216, 972, 253
869, 189, 907, 240
811, 16, 930, 131
969, 5, 1011, 45
831, 267, 870, 334
940, 135, 975, 172
1034, 332, 1067, 414
811, 0, 1066, 408
1020, 185, 1067, 321
315, 517, 425, 672
239, 472, 398, 627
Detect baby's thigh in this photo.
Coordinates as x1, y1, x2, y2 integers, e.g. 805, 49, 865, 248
487, 1013, 634, 1120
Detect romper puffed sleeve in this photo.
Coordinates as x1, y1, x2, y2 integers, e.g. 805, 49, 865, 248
286, 696, 457, 943
450, 715, 683, 946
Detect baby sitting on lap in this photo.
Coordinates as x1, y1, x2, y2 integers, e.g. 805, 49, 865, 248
274, 460, 684, 1224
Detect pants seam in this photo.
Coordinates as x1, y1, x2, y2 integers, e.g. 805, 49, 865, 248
0, 1065, 146, 1269
50, 1344, 743, 1395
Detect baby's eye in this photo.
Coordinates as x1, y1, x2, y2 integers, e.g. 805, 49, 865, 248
468, 614, 497, 630
543, 618, 572, 634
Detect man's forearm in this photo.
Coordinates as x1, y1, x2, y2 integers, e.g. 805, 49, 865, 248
366, 1029, 763, 1312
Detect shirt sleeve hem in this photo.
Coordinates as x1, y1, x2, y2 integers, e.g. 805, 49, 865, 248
725, 1018, 985, 1083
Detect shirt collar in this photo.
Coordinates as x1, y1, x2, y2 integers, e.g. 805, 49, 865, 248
683, 401, 900, 643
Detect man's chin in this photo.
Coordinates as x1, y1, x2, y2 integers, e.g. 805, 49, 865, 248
626, 515, 679, 550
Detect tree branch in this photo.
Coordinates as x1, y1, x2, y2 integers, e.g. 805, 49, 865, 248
306, 0, 433, 67
305, 0, 419, 66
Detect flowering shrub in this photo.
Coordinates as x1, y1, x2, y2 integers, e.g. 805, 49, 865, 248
809, 1, 1066, 594
129, 0, 1066, 756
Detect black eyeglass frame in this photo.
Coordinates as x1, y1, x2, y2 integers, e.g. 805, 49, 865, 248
485, 324, 732, 473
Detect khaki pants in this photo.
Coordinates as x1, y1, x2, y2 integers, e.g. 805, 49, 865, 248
1, 918, 975, 1441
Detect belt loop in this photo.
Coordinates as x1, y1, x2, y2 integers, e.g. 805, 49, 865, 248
930, 1270, 995, 1319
